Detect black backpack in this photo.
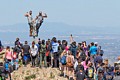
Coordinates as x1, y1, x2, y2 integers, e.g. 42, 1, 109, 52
80, 51, 86, 61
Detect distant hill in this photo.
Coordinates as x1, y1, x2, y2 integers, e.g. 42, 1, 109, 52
0, 22, 120, 43
0, 22, 119, 34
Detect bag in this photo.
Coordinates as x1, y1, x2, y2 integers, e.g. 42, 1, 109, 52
60, 55, 66, 65
67, 56, 73, 67
80, 51, 86, 61
88, 67, 94, 78
13, 52, 17, 59
4, 63, 9, 71
45, 51, 50, 56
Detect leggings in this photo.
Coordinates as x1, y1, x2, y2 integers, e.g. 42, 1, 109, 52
31, 56, 36, 67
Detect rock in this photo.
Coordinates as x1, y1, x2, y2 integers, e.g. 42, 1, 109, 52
12, 65, 67, 80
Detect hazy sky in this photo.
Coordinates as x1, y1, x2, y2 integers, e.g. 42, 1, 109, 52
0, 0, 120, 27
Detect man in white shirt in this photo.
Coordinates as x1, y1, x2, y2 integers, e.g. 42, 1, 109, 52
25, 10, 33, 36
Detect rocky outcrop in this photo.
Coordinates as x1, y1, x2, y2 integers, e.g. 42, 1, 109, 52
12, 65, 67, 80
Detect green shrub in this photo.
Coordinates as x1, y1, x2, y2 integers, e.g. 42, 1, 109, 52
25, 74, 36, 80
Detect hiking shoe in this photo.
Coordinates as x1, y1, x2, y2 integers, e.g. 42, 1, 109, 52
69, 77, 74, 80
59, 73, 64, 77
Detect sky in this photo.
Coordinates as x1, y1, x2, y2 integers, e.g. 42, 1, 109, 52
0, 0, 120, 27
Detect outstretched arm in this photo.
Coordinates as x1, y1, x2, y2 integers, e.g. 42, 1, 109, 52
70, 34, 74, 44
24, 12, 29, 17
43, 13, 47, 18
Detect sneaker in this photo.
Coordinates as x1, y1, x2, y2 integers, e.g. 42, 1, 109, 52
59, 73, 64, 77
69, 77, 74, 80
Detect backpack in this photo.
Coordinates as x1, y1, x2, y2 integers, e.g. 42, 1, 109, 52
80, 51, 86, 61
88, 67, 94, 78
40, 44, 46, 53
4, 63, 9, 71
67, 56, 73, 67
60, 55, 66, 65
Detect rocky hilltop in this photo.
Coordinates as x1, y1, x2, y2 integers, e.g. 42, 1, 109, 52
12, 65, 67, 80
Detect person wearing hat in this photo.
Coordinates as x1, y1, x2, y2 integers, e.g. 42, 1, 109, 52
25, 10, 33, 36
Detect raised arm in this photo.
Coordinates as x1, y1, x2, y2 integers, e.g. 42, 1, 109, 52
24, 12, 29, 17
70, 34, 74, 44
42, 13, 47, 18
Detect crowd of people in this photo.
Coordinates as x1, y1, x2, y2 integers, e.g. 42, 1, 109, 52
0, 36, 120, 80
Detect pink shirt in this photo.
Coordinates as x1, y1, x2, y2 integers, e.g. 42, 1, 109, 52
81, 61, 90, 70
6, 51, 12, 60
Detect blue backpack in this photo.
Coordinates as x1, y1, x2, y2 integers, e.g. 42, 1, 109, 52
4, 63, 9, 71
60, 55, 67, 65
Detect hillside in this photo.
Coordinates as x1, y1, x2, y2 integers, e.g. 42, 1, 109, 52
12, 64, 67, 80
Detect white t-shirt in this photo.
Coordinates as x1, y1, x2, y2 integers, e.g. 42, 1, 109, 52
27, 15, 33, 23
30, 45, 38, 56
37, 16, 43, 23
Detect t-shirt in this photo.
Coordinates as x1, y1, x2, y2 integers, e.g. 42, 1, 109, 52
30, 45, 38, 56
90, 46, 97, 55
22, 44, 30, 55
76, 65, 84, 73
104, 72, 114, 80
27, 15, 33, 23
6, 51, 12, 60
76, 71, 86, 80
37, 16, 43, 23
81, 61, 90, 70
52, 42, 59, 53
86, 67, 94, 78
94, 55, 103, 64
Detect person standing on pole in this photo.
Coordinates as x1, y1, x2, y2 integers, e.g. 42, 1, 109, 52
25, 10, 33, 37
35, 12, 47, 36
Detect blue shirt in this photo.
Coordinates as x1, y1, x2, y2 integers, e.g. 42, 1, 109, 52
90, 46, 97, 55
